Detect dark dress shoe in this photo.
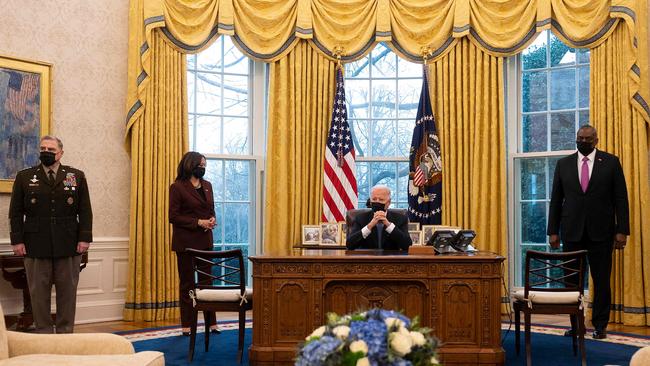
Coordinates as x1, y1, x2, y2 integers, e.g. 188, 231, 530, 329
182, 331, 190, 336
563, 329, 586, 337
592, 329, 607, 339
210, 327, 221, 334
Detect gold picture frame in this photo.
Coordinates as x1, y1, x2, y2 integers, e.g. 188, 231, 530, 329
409, 230, 423, 246
0, 55, 52, 193
320, 222, 341, 245
339, 222, 347, 245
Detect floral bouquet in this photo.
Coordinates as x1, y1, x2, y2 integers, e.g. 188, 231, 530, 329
295, 309, 440, 366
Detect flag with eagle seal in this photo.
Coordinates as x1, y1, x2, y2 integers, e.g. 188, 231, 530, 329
408, 68, 442, 225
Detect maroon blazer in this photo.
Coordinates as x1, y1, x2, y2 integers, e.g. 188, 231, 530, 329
169, 179, 215, 252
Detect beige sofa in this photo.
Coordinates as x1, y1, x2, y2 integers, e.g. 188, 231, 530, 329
631, 346, 650, 366
0, 305, 163, 366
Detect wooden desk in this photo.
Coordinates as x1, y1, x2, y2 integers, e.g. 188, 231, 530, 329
249, 251, 505, 365
0, 252, 88, 331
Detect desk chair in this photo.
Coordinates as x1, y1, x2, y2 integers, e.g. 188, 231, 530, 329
512, 250, 588, 366
186, 248, 252, 363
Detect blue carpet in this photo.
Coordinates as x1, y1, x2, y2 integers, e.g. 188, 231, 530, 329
131, 328, 642, 365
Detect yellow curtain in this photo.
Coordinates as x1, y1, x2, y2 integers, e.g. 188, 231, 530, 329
591, 24, 650, 326
264, 41, 336, 255
428, 38, 507, 306
124, 29, 188, 321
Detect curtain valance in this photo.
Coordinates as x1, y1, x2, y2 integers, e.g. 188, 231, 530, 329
126, 0, 649, 138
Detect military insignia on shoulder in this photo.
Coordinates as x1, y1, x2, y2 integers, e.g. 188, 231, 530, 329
67, 197, 74, 205
30, 198, 37, 204
30, 175, 39, 183
64, 173, 77, 187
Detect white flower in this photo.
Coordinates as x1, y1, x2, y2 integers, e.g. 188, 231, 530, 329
410, 331, 426, 346
306, 325, 326, 340
385, 317, 405, 329
397, 325, 410, 336
390, 332, 413, 356
349, 340, 368, 355
332, 325, 350, 340
356, 357, 370, 366
430, 356, 439, 365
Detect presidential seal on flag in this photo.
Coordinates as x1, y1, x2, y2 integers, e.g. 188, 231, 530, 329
408, 67, 442, 225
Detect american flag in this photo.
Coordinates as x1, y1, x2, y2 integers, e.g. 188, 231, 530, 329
322, 67, 358, 222
408, 67, 442, 225
4, 71, 39, 120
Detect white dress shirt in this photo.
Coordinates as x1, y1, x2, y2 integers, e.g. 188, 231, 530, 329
361, 222, 395, 238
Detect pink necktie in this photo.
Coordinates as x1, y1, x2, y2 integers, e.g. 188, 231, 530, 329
580, 157, 590, 192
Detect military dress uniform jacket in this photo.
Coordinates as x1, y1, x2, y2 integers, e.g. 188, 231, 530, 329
9, 165, 93, 258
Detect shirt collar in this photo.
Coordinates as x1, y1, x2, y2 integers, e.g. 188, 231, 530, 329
42, 161, 61, 174
578, 148, 597, 162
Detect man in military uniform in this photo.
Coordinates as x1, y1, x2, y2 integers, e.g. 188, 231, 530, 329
8, 135, 92, 333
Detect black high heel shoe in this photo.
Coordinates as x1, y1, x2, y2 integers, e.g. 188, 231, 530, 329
210, 327, 221, 334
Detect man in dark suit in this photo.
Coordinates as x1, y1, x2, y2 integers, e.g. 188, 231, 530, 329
547, 125, 629, 340
9, 136, 92, 333
346, 185, 412, 251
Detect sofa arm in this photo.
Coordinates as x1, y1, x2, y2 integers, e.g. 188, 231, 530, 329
7, 331, 135, 357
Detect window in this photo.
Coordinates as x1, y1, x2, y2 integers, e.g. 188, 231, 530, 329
345, 43, 422, 206
188, 36, 265, 284
507, 30, 590, 286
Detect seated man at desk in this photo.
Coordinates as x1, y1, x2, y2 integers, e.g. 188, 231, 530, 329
346, 185, 412, 250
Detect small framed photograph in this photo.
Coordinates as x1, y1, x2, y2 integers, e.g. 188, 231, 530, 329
409, 230, 423, 246
339, 222, 347, 244
302, 225, 321, 245
422, 225, 437, 244
320, 222, 340, 245
407, 222, 420, 231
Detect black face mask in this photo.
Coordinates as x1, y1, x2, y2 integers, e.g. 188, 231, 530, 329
192, 167, 205, 179
39, 151, 56, 167
576, 141, 595, 156
370, 202, 386, 212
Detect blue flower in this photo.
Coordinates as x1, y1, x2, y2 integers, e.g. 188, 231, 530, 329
391, 357, 413, 366
349, 319, 388, 361
366, 308, 411, 328
295, 335, 342, 366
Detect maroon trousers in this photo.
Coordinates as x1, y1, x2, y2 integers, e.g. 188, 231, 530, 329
176, 251, 216, 328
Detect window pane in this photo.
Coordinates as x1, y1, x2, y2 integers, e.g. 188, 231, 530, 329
521, 202, 546, 243
356, 162, 369, 204
550, 33, 575, 67
224, 160, 250, 201
213, 202, 223, 243
397, 161, 409, 203
371, 43, 396, 78
520, 158, 546, 200
520, 245, 550, 286
197, 38, 222, 72
578, 66, 589, 109
187, 54, 196, 70
548, 156, 562, 196
223, 75, 248, 116
369, 162, 397, 193
188, 116, 195, 150
550, 112, 576, 150
196, 73, 222, 115
350, 119, 369, 157
223, 117, 249, 154
397, 79, 420, 119
187, 72, 196, 113
347, 58, 370, 79
577, 49, 590, 64
206, 159, 224, 201
346, 80, 369, 119
522, 113, 547, 152
223, 36, 249, 75
223, 203, 249, 244
398, 57, 422, 78
371, 120, 396, 156
371, 79, 396, 118
522, 71, 547, 112
397, 120, 415, 157
195, 115, 221, 154
550, 69, 576, 110
579, 110, 589, 125
522, 32, 548, 70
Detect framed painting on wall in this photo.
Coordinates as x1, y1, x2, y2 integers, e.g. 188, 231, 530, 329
0, 55, 52, 193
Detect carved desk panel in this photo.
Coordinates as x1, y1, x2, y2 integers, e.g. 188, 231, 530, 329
249, 251, 505, 365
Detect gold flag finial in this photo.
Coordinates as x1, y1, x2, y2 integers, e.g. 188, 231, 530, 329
421, 46, 432, 65
333, 45, 345, 69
